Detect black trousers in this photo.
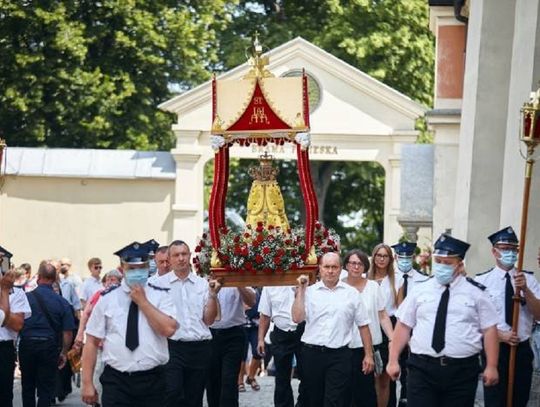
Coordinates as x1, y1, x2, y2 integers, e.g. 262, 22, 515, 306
100, 365, 165, 407
397, 345, 409, 403
165, 339, 212, 407
345, 348, 376, 407
0, 340, 16, 407
270, 324, 306, 407
301, 344, 352, 407
18, 338, 59, 407
206, 326, 245, 407
483, 341, 534, 407
407, 353, 481, 407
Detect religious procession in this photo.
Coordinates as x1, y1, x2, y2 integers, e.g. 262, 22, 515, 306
2, 1, 540, 407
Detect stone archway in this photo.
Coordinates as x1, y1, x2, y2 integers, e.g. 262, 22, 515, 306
160, 37, 426, 248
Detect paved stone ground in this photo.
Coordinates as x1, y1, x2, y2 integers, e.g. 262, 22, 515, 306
12, 371, 540, 406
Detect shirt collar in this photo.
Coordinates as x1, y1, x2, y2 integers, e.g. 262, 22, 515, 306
169, 271, 196, 284
121, 279, 131, 293
494, 265, 515, 279
316, 279, 346, 291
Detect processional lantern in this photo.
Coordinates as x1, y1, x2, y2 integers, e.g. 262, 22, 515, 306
507, 86, 540, 407
199, 35, 337, 286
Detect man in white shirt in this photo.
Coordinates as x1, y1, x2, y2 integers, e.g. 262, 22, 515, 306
0, 246, 32, 407
163, 240, 221, 407
207, 284, 256, 407
80, 257, 103, 309
292, 252, 374, 407
81, 242, 178, 406
475, 226, 540, 407
258, 286, 305, 407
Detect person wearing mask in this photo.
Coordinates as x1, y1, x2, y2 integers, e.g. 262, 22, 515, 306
81, 242, 177, 406
475, 226, 540, 407
292, 252, 374, 407
387, 234, 499, 405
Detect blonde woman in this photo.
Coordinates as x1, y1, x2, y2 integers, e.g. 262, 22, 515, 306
368, 244, 398, 407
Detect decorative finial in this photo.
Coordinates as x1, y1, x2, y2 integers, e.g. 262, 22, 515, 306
244, 32, 274, 79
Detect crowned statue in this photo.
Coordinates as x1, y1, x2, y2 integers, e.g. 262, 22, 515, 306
245, 153, 290, 231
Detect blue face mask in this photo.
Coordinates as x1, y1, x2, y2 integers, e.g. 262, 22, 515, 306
432, 262, 456, 285
497, 249, 518, 268
397, 258, 413, 272
148, 259, 157, 276
125, 268, 149, 288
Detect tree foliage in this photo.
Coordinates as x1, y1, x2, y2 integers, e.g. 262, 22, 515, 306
0, 0, 233, 149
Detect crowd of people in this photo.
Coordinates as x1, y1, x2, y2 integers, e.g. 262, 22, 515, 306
0, 226, 539, 407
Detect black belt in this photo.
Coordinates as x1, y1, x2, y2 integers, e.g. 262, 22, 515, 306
411, 353, 479, 367
303, 343, 348, 352
168, 339, 212, 344
105, 364, 163, 377
21, 336, 54, 341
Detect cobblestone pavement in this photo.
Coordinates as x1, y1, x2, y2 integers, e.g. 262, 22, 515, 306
14, 372, 540, 407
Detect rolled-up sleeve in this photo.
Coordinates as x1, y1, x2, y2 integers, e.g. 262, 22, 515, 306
86, 299, 106, 340
395, 294, 417, 329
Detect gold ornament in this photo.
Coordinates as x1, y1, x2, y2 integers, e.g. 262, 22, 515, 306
246, 153, 290, 231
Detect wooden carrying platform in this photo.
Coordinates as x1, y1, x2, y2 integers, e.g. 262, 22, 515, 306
210, 265, 318, 287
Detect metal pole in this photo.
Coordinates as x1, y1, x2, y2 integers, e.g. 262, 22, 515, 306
506, 155, 534, 407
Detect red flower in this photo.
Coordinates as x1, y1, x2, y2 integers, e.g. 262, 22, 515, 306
234, 235, 240, 243
315, 222, 322, 230
257, 221, 264, 227
268, 225, 274, 230
263, 267, 272, 274
256, 234, 264, 242
277, 248, 285, 256
200, 241, 206, 248
244, 232, 250, 238
194, 245, 202, 253
262, 247, 271, 255
273, 256, 281, 265
255, 255, 264, 264
245, 261, 253, 270
323, 230, 329, 238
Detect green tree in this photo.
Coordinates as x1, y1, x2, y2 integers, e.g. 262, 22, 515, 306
0, 0, 234, 149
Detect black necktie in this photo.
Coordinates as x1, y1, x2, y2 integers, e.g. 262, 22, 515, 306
402, 274, 409, 299
126, 301, 139, 351
505, 273, 514, 327
432, 285, 450, 353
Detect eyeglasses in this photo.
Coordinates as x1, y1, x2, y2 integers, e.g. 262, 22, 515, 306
347, 261, 364, 268
375, 254, 389, 259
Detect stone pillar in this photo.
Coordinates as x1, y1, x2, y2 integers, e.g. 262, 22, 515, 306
384, 153, 402, 246
453, 0, 516, 273
170, 128, 208, 249
428, 5, 465, 240
500, 0, 540, 271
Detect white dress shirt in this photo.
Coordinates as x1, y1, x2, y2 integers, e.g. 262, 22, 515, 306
81, 277, 103, 302
396, 268, 428, 297
258, 286, 298, 332
347, 280, 385, 348
379, 275, 400, 317
396, 275, 498, 358
301, 281, 370, 349
210, 287, 253, 329
164, 271, 212, 341
475, 266, 540, 341
0, 287, 32, 341
86, 280, 177, 372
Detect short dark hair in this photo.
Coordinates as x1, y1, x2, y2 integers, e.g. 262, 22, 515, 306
343, 249, 370, 271
20, 263, 31, 273
38, 262, 57, 282
156, 246, 169, 255
168, 240, 189, 252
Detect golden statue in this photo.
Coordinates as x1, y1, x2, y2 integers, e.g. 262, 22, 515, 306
246, 153, 290, 231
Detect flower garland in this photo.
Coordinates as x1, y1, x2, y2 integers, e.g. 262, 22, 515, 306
194, 221, 339, 276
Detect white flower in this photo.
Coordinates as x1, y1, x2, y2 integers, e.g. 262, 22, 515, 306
210, 135, 226, 151
295, 132, 311, 151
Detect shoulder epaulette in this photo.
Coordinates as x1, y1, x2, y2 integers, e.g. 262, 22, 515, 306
100, 285, 119, 296
418, 276, 433, 283
417, 269, 428, 277
476, 268, 494, 277
466, 277, 486, 290
522, 270, 534, 275
148, 282, 170, 292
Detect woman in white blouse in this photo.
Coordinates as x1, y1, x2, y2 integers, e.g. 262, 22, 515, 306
368, 243, 399, 407
344, 249, 393, 407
